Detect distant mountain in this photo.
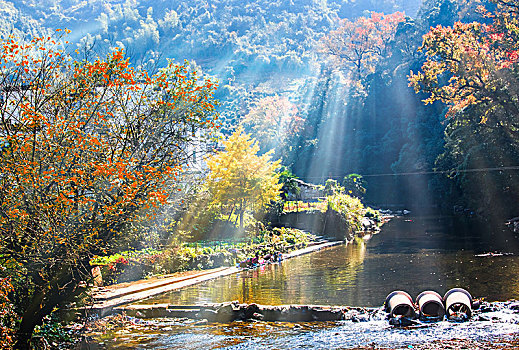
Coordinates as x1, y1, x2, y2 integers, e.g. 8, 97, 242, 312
2, 0, 422, 69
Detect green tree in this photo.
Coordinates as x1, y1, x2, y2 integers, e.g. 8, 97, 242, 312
343, 174, 367, 199
278, 166, 300, 200
324, 179, 343, 196
205, 127, 282, 229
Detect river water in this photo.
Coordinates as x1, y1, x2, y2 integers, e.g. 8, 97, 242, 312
99, 216, 519, 349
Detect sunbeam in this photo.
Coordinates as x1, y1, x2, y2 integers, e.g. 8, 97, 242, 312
2, 1, 519, 348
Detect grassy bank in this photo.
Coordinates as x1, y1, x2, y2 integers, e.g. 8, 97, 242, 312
90, 227, 317, 286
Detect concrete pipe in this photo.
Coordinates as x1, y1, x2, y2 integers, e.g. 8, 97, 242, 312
384, 291, 417, 319
443, 288, 472, 321
416, 291, 445, 321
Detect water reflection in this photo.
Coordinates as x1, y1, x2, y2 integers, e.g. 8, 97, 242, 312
142, 216, 519, 307
103, 216, 519, 349
140, 241, 367, 306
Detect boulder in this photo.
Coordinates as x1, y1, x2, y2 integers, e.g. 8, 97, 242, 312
214, 302, 239, 322
509, 302, 519, 312
198, 308, 219, 322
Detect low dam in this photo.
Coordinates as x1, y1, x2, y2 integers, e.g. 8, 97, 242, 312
93, 216, 519, 348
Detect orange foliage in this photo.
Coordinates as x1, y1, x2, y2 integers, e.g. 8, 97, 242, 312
0, 31, 219, 344
0, 278, 15, 349
320, 12, 405, 77
409, 1, 519, 122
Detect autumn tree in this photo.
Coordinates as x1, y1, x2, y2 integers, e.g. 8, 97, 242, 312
0, 277, 16, 348
205, 127, 282, 230
409, 10, 519, 124
0, 31, 218, 348
240, 95, 303, 160
320, 11, 406, 78
409, 0, 519, 214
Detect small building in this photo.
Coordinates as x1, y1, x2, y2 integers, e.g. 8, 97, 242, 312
290, 179, 324, 201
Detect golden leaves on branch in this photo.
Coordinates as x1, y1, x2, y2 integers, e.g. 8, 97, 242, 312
205, 127, 282, 228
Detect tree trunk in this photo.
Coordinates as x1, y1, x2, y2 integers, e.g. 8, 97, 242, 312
14, 264, 83, 349
239, 210, 244, 230
239, 200, 244, 230
15, 308, 45, 350
14, 291, 47, 349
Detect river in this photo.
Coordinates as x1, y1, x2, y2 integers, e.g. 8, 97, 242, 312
98, 216, 519, 349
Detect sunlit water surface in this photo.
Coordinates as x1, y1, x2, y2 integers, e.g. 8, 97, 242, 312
101, 216, 519, 348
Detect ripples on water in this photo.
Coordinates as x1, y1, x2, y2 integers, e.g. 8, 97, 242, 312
103, 216, 519, 348
99, 302, 519, 349
140, 216, 519, 306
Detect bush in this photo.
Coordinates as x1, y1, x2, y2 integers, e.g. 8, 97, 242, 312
91, 248, 162, 284
89, 227, 317, 284
327, 194, 366, 232
365, 207, 381, 222
32, 314, 72, 349
0, 277, 16, 349
272, 227, 312, 246
342, 174, 367, 199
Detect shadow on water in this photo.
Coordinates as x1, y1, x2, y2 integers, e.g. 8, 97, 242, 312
141, 216, 519, 306
101, 216, 519, 348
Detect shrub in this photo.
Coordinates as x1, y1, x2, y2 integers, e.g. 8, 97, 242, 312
327, 194, 366, 232
0, 277, 16, 349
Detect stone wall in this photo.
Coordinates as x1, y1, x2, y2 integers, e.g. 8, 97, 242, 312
272, 210, 354, 241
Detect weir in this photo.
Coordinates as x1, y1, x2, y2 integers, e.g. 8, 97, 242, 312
87, 240, 344, 316
116, 302, 348, 322
106, 300, 519, 326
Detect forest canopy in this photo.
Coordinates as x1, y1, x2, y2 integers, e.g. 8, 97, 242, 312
2, 0, 519, 347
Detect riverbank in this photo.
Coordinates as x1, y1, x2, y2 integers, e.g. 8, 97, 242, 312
72, 214, 519, 349
90, 227, 328, 286
88, 240, 344, 315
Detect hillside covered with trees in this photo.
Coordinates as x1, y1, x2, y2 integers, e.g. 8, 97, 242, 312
3, 0, 517, 214
2, 0, 519, 347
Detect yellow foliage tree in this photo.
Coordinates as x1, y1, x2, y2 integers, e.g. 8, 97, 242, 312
205, 127, 282, 229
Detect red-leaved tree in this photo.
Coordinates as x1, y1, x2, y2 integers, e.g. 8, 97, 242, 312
320, 11, 405, 78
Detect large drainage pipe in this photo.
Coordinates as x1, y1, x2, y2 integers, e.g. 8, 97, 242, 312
385, 291, 416, 319
443, 288, 472, 321
416, 291, 445, 321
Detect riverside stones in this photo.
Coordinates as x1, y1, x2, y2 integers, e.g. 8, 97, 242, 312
311, 308, 343, 321
118, 303, 350, 322
509, 302, 519, 311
